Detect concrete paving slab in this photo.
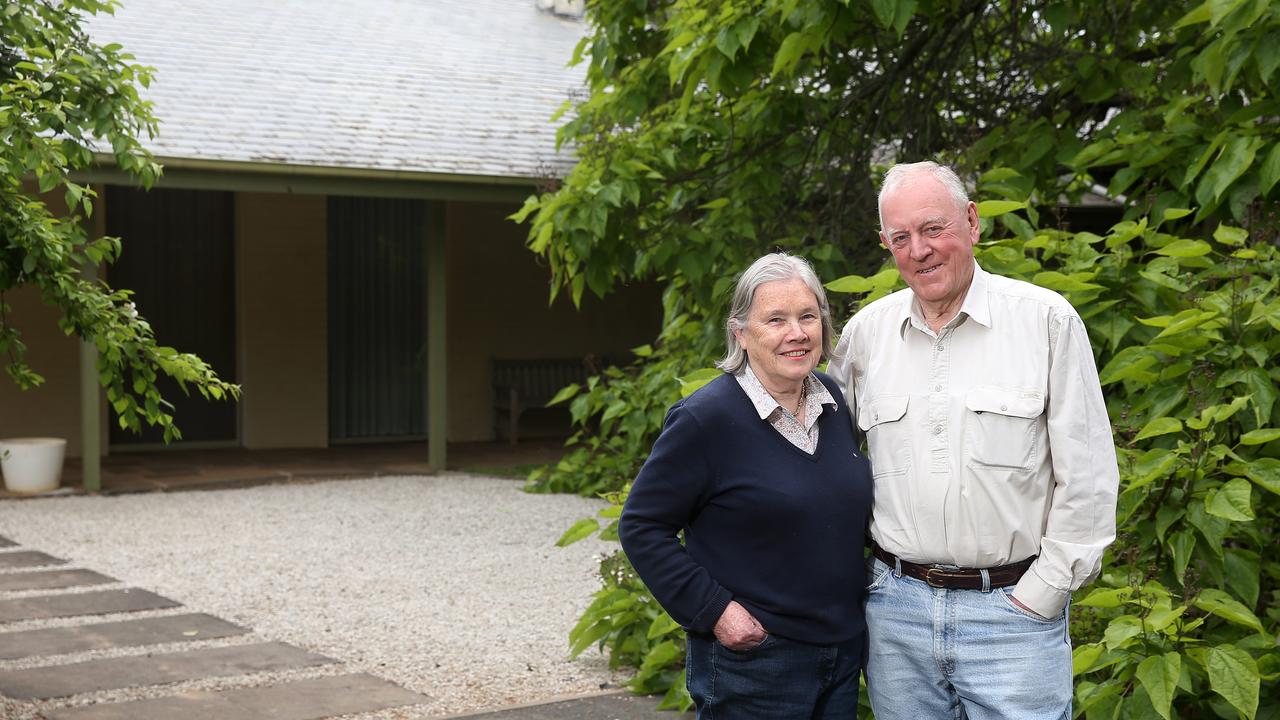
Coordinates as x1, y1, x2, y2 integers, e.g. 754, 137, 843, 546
0, 550, 66, 569
0, 569, 116, 592
444, 691, 692, 719
0, 535, 15, 547
0, 641, 334, 699
45, 672, 431, 719
0, 613, 249, 660
0, 588, 179, 623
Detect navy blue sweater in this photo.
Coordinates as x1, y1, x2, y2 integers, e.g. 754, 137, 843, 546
618, 371, 871, 645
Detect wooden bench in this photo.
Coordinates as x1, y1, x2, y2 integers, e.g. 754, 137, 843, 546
492, 357, 603, 445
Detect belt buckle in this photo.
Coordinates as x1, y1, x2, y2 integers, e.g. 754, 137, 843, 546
924, 567, 953, 588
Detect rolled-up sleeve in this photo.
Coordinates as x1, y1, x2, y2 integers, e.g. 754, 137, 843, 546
618, 404, 731, 633
1013, 312, 1120, 618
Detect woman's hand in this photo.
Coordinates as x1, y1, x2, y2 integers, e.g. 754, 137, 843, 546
713, 600, 768, 650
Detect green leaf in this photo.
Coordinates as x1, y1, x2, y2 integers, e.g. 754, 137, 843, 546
646, 611, 682, 640
1031, 271, 1104, 293
1173, 2, 1212, 28
1259, 143, 1280, 196
600, 400, 628, 423
1161, 207, 1193, 222
638, 639, 683, 674
546, 383, 581, 407
891, 0, 917, 36
1205, 477, 1254, 521
1169, 530, 1196, 585
976, 200, 1026, 218
771, 32, 809, 77
679, 368, 722, 397
1077, 587, 1132, 608
1195, 589, 1266, 634
1103, 615, 1143, 650
1223, 549, 1260, 609
1153, 239, 1212, 257
1204, 136, 1261, 200
826, 267, 901, 294
1136, 417, 1182, 441
826, 274, 877, 293
698, 198, 730, 210
1205, 644, 1259, 720
1213, 224, 1249, 245
1240, 428, 1280, 445
1099, 347, 1159, 385
869, 0, 897, 29
1136, 653, 1181, 720
1242, 457, 1280, 495
555, 518, 600, 547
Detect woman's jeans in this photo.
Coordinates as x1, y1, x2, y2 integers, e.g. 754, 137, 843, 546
685, 630, 864, 719
864, 557, 1072, 720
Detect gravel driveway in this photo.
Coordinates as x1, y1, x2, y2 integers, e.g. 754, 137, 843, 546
0, 474, 622, 718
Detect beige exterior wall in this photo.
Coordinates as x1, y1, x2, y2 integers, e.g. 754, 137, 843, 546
3, 188, 661, 453
235, 192, 329, 448
444, 200, 662, 442
0, 286, 84, 455
0, 188, 89, 456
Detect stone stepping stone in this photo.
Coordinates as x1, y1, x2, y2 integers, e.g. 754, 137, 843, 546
0, 613, 248, 661
0, 550, 66, 569
0, 588, 179, 623
0, 535, 16, 547
44, 672, 430, 719
450, 692, 692, 719
0, 641, 335, 699
0, 569, 116, 592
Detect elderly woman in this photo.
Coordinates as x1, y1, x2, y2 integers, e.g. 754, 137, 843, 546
618, 252, 872, 718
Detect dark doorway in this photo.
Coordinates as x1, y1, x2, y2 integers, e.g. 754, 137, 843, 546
327, 196, 429, 441
105, 186, 238, 446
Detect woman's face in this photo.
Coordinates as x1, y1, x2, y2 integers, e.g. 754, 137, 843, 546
733, 277, 822, 394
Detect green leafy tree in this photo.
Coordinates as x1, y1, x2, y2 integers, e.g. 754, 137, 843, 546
1, 0, 237, 441
530, 0, 1280, 713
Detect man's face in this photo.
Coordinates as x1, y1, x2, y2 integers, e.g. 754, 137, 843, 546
878, 176, 980, 311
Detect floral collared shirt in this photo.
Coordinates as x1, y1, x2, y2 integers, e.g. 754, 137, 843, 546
733, 363, 835, 455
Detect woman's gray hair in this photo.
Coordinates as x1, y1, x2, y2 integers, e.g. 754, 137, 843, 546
878, 161, 970, 230
716, 252, 836, 374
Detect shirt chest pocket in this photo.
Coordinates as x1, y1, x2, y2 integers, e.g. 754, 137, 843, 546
857, 394, 910, 476
964, 386, 1045, 470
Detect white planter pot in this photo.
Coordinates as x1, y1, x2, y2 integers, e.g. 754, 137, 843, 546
0, 437, 67, 494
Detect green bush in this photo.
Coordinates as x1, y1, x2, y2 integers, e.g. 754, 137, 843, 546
558, 196, 1280, 716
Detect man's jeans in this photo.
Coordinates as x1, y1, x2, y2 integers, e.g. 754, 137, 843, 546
864, 557, 1072, 720
686, 630, 864, 719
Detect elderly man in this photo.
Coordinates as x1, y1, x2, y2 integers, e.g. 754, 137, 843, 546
831, 161, 1119, 719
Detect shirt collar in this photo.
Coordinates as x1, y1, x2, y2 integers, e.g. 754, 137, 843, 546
896, 260, 992, 338
736, 363, 836, 420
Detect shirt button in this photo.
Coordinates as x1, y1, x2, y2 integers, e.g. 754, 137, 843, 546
1001, 404, 1008, 411
874, 412, 879, 420
933, 426, 942, 435
934, 385, 942, 392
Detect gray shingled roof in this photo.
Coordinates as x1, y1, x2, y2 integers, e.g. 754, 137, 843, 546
85, 0, 587, 181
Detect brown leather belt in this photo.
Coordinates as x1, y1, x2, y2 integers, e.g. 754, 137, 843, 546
872, 544, 1035, 590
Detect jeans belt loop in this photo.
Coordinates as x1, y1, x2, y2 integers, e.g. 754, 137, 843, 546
980, 568, 991, 593
893, 557, 902, 578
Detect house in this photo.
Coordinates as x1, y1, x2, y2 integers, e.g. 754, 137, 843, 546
0, 0, 661, 483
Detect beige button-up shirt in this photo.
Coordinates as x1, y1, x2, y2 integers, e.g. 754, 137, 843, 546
831, 262, 1118, 617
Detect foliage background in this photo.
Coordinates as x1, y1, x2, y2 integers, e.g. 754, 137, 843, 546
523, 0, 1280, 716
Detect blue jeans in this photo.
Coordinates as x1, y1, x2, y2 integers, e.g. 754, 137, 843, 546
864, 557, 1071, 720
686, 631, 864, 719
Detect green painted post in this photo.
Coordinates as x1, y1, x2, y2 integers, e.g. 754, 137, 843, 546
79, 263, 101, 492
427, 202, 448, 472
